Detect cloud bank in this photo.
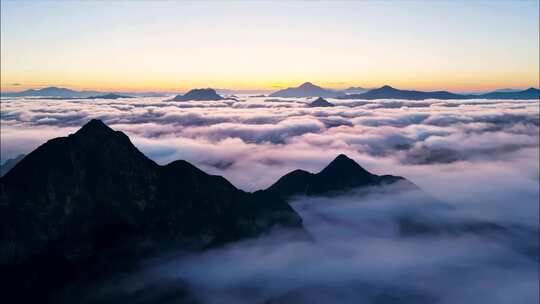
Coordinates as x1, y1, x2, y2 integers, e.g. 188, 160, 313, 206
58, 184, 538, 304
1, 95, 538, 303
1, 96, 538, 191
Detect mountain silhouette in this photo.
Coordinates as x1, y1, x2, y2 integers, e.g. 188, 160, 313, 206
266, 154, 415, 199
307, 97, 335, 107
477, 87, 540, 99
171, 88, 224, 101
341, 86, 369, 94
338, 85, 540, 100
270, 82, 340, 98
0, 86, 100, 98
0, 120, 304, 259
0, 119, 304, 299
85, 93, 133, 99
338, 85, 467, 100
0, 87, 171, 98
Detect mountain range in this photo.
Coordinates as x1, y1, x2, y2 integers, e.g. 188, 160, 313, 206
1, 87, 167, 98
338, 85, 540, 100
1, 120, 531, 302
3, 84, 539, 100
270, 82, 540, 100
0, 119, 420, 301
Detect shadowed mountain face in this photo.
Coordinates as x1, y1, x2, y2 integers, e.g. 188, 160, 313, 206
307, 97, 334, 107
0, 154, 25, 177
171, 88, 224, 101
269, 82, 340, 98
0, 120, 304, 300
338, 85, 540, 100
266, 154, 414, 199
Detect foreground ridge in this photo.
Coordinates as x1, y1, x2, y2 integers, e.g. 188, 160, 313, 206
0, 119, 305, 299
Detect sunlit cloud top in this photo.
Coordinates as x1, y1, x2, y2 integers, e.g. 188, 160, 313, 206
1, 0, 539, 92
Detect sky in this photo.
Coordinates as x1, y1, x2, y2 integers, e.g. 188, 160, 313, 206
1, 0, 539, 92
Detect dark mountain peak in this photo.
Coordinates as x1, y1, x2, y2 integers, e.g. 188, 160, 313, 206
264, 154, 412, 199
74, 119, 115, 137
191, 88, 216, 93
379, 85, 396, 91
332, 153, 355, 164
524, 87, 539, 93
171, 88, 224, 101
0, 121, 306, 297
320, 154, 372, 177
308, 97, 334, 107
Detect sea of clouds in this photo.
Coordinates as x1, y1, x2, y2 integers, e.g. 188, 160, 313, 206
1, 95, 538, 303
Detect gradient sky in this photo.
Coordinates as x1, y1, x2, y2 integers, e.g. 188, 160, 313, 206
1, 0, 539, 92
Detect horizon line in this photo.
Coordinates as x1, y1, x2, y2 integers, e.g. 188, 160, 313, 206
1, 82, 539, 94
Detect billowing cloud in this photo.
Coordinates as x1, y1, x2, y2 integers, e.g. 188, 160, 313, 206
1, 95, 538, 303
1, 96, 538, 191
55, 184, 538, 303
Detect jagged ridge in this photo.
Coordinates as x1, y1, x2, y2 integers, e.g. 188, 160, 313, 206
266, 154, 414, 199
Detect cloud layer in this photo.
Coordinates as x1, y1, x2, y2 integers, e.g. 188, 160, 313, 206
1, 95, 538, 303
1, 96, 538, 191
58, 184, 538, 304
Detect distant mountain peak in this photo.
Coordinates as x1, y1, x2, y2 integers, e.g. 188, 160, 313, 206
270, 82, 339, 98
379, 85, 396, 90
299, 82, 318, 88
86, 93, 133, 99
171, 88, 224, 101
